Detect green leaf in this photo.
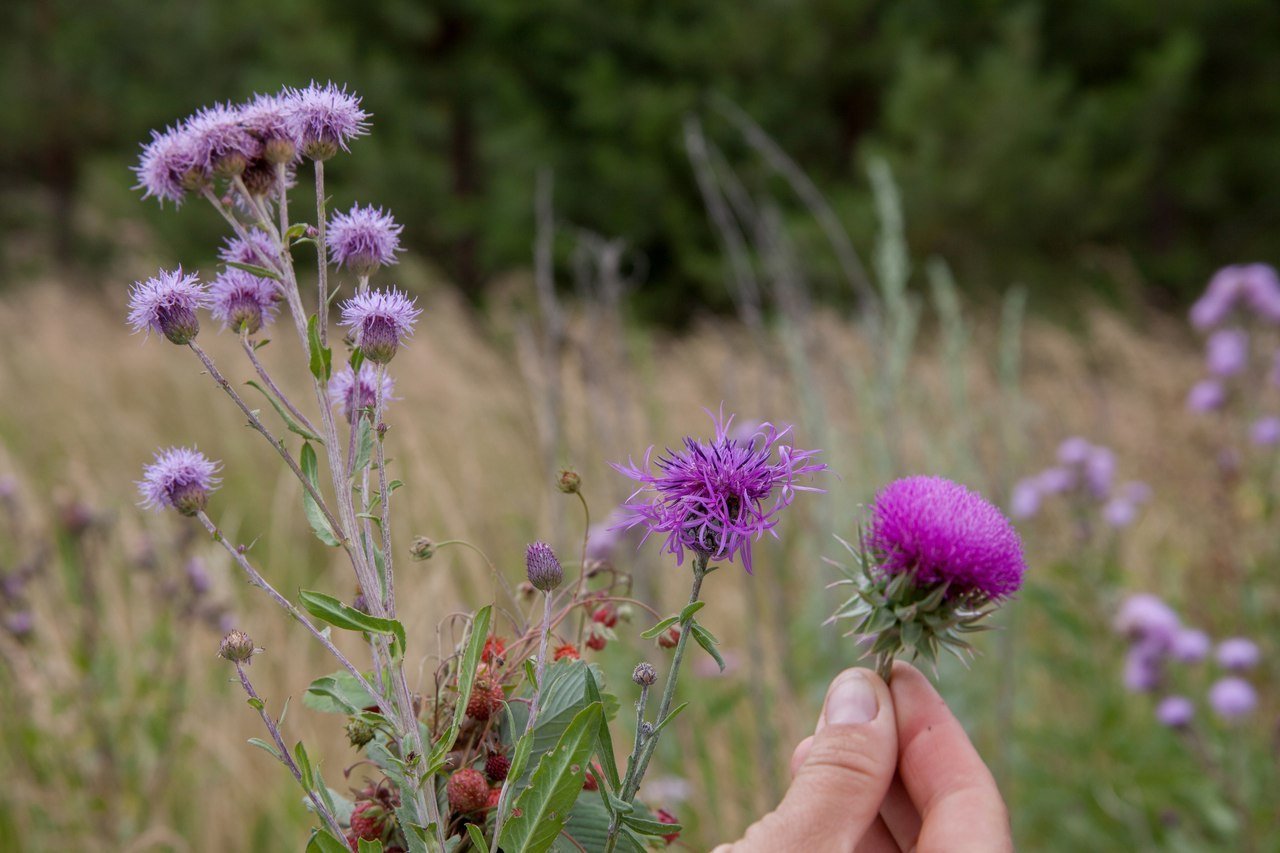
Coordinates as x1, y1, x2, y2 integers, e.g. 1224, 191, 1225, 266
621, 813, 682, 836
358, 840, 385, 853
352, 416, 375, 477
299, 589, 406, 655
499, 702, 603, 853
443, 605, 492, 748
640, 615, 679, 639
300, 443, 341, 546
690, 623, 725, 673
295, 741, 315, 790
227, 260, 282, 281
350, 347, 366, 373
308, 314, 332, 381
284, 222, 309, 241
523, 658, 538, 691
465, 825, 489, 853
246, 380, 323, 442
247, 737, 282, 761
304, 672, 377, 715
278, 696, 291, 730
554, 796, 648, 852
583, 668, 621, 792
306, 829, 350, 853
678, 601, 705, 622
246, 696, 265, 712
507, 730, 535, 788
650, 702, 689, 737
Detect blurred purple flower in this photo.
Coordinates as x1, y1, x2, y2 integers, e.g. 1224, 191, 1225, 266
283, 81, 369, 160
1170, 628, 1211, 664
1215, 637, 1260, 671
127, 267, 210, 345
1251, 416, 1280, 447
1036, 467, 1076, 494
1010, 479, 1041, 519
4, 611, 33, 639
612, 412, 825, 573
1102, 498, 1138, 528
219, 230, 279, 269
1155, 695, 1195, 728
137, 447, 221, 517
1114, 594, 1180, 647
1186, 379, 1226, 413
209, 269, 280, 334
328, 364, 396, 424
1057, 437, 1094, 466
865, 476, 1026, 599
1192, 264, 1280, 329
1083, 447, 1115, 498
186, 557, 212, 597
327, 204, 403, 276
1208, 677, 1257, 720
1124, 643, 1164, 693
1205, 328, 1249, 377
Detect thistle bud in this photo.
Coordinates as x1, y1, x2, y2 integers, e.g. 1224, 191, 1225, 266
218, 629, 256, 663
557, 469, 581, 494
632, 662, 657, 687
410, 536, 435, 561
346, 717, 375, 748
525, 541, 563, 592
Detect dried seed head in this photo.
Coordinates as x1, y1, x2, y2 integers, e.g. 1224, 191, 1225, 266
632, 662, 657, 687
557, 468, 581, 494
409, 536, 436, 561
218, 629, 256, 663
346, 717, 375, 748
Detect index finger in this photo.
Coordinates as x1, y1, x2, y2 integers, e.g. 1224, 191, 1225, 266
890, 662, 1013, 852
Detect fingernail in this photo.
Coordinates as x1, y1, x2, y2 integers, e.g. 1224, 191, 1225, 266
825, 671, 879, 725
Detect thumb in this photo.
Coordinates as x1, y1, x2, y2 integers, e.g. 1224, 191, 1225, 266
730, 669, 897, 852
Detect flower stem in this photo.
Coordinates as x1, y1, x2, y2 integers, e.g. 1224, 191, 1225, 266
314, 160, 329, 346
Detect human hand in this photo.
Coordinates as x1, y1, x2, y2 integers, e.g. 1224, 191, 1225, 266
713, 662, 1012, 852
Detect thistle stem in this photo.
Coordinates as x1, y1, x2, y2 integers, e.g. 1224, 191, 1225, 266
314, 160, 329, 346
240, 331, 320, 437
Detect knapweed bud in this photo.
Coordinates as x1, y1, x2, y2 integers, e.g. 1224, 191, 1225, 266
218, 629, 256, 663
557, 468, 581, 494
525, 541, 563, 591
137, 447, 221, 516
632, 662, 657, 686
409, 536, 435, 561
128, 268, 211, 345
346, 717, 375, 748
338, 288, 421, 365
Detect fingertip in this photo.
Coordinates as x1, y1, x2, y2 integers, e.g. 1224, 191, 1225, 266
816, 667, 895, 732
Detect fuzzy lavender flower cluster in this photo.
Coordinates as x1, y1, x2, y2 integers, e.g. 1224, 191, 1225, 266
1010, 437, 1151, 529
1115, 593, 1261, 724
1185, 265, 1280, 447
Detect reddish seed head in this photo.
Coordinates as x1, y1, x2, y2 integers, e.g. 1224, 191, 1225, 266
583, 765, 599, 791
349, 801, 390, 841
658, 626, 680, 649
553, 643, 581, 661
592, 604, 619, 628
657, 809, 680, 844
586, 633, 607, 652
481, 635, 507, 665
485, 752, 511, 783
466, 678, 504, 721
447, 768, 490, 813
486, 788, 502, 809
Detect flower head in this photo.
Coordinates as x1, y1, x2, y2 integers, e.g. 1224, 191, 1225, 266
1187, 379, 1226, 413
1251, 416, 1280, 447
134, 125, 200, 204
525, 541, 563, 591
1155, 695, 1194, 728
1208, 676, 1257, 720
137, 446, 221, 516
1170, 628, 1211, 663
241, 92, 298, 164
327, 204, 403, 276
1009, 478, 1041, 519
1191, 264, 1280, 329
1205, 328, 1249, 377
328, 363, 396, 424
219, 229, 279, 269
209, 269, 280, 334
127, 267, 210, 344
612, 413, 824, 572
218, 629, 256, 663
866, 476, 1026, 600
1114, 594, 1180, 646
283, 81, 369, 160
185, 103, 259, 178
1216, 637, 1260, 671
338, 287, 421, 364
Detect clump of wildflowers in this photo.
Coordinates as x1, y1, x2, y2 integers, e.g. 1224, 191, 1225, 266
327, 203, 403, 276
612, 411, 825, 573
1010, 436, 1151, 531
137, 447, 221, 517
209, 268, 280, 334
329, 364, 396, 424
127, 268, 210, 345
1190, 264, 1280, 330
829, 476, 1026, 679
338, 287, 421, 364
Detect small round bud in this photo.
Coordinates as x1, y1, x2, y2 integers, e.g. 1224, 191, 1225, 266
157, 301, 201, 345
263, 137, 297, 165
409, 536, 436, 561
346, 717, 375, 748
302, 139, 340, 162
657, 625, 680, 650
218, 629, 256, 663
525, 541, 563, 592
557, 469, 581, 494
632, 662, 657, 687
212, 151, 248, 179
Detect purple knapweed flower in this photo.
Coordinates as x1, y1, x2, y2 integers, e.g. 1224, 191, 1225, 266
1083, 447, 1115, 498
219, 229, 280, 269
1114, 594, 1180, 647
1170, 628, 1211, 664
184, 103, 259, 178
1036, 467, 1075, 494
1103, 481, 1151, 529
134, 124, 201, 204
327, 204, 403, 276
283, 81, 369, 161
1251, 416, 1280, 447
1155, 695, 1195, 728
525, 541, 564, 591
1205, 328, 1249, 377
328, 364, 396, 424
1187, 379, 1226, 413
1057, 437, 1094, 466
612, 413, 825, 573
240, 92, 298, 164
209, 268, 280, 334
127, 267, 210, 345
137, 447, 221, 517
1123, 643, 1165, 693
1216, 637, 1260, 671
865, 476, 1026, 599
1009, 479, 1041, 519
338, 287, 421, 363
1208, 677, 1257, 720
1192, 264, 1280, 329
4, 611, 33, 640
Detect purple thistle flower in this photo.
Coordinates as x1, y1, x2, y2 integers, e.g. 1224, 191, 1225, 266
1155, 695, 1195, 728
1114, 594, 1180, 646
1208, 676, 1257, 720
4, 611, 33, 640
1102, 498, 1138, 528
137, 447, 221, 517
328, 364, 396, 424
1216, 637, 1260, 671
219, 229, 280, 269
1170, 628, 1211, 663
184, 103, 259, 178
241, 92, 298, 164
1192, 264, 1280, 329
612, 412, 825, 573
282, 81, 369, 161
1083, 446, 1115, 498
134, 124, 202, 204
327, 204, 403, 276
1251, 416, 1280, 448
1123, 641, 1165, 693
525, 541, 564, 591
865, 476, 1026, 599
1186, 379, 1226, 413
1205, 328, 1249, 377
338, 287, 421, 364
1036, 466, 1076, 494
127, 267, 210, 345
1057, 437, 1094, 466
209, 269, 280, 334
1009, 478, 1041, 520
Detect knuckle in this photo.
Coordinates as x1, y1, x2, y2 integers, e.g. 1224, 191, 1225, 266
797, 729, 886, 791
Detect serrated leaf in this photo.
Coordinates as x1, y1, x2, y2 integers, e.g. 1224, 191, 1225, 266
247, 737, 282, 761
640, 615, 679, 639
227, 260, 282, 281
299, 589, 405, 654
246, 380, 323, 442
300, 443, 341, 546
690, 623, 725, 672
308, 314, 332, 381
499, 702, 603, 853
465, 825, 489, 852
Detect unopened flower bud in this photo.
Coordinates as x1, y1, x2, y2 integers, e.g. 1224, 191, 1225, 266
632, 662, 657, 687
218, 629, 256, 663
557, 469, 581, 494
212, 151, 249, 179
263, 137, 297, 165
657, 625, 680, 650
410, 536, 435, 561
525, 541, 563, 591
240, 160, 276, 196
346, 717, 375, 748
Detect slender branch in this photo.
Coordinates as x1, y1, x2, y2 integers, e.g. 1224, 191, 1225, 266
240, 331, 320, 437
314, 160, 329, 346
232, 175, 281, 242
202, 187, 253, 245
375, 365, 395, 615
198, 511, 392, 719
233, 662, 351, 849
